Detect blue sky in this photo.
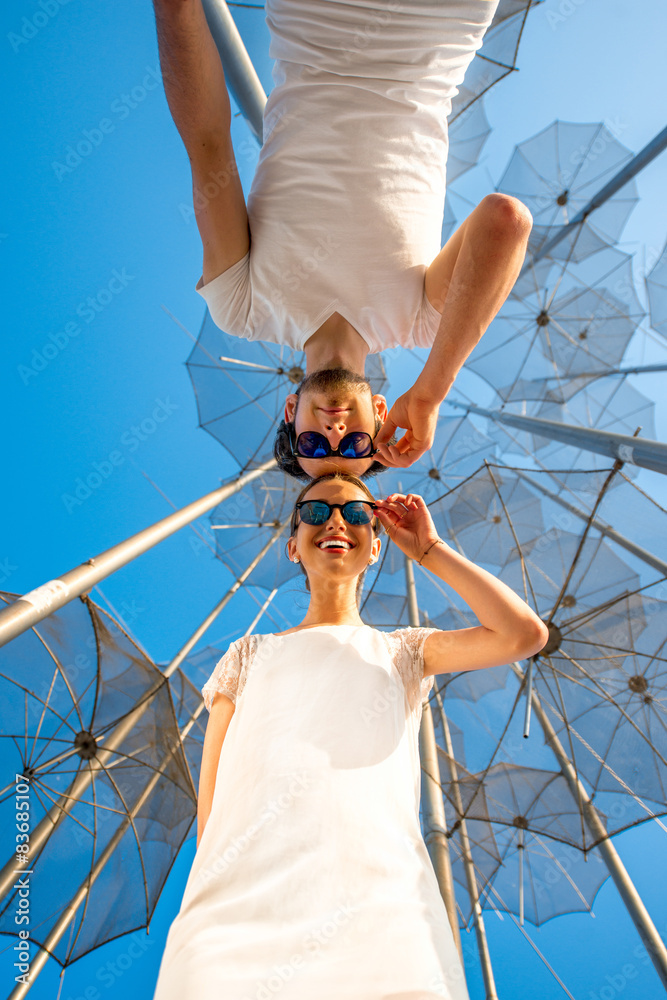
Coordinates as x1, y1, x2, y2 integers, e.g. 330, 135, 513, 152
2, 0, 667, 996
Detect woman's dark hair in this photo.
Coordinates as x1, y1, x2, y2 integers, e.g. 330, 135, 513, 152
274, 417, 390, 483
288, 471, 382, 603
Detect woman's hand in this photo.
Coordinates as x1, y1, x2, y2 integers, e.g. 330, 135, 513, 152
373, 493, 443, 564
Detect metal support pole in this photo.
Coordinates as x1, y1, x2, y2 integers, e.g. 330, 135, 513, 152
201, 0, 267, 144
447, 400, 667, 475
509, 660, 667, 989
0, 459, 276, 649
405, 555, 464, 966
434, 687, 499, 999
0, 523, 287, 905
521, 125, 667, 271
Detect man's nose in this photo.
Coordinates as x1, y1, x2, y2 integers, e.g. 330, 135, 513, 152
319, 418, 347, 443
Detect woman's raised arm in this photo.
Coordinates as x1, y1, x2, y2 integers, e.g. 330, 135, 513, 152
373, 493, 548, 677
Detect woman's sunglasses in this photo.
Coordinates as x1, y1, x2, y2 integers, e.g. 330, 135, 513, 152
290, 429, 377, 460
294, 500, 377, 526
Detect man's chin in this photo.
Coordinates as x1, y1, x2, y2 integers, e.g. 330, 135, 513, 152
297, 455, 374, 479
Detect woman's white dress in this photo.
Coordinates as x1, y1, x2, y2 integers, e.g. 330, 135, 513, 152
153, 625, 468, 1000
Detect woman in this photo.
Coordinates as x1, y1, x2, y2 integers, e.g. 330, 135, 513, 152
153, 472, 548, 999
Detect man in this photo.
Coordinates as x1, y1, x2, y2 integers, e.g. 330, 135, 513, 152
153, 0, 533, 479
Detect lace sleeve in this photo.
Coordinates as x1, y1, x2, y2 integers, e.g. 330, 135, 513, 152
201, 635, 255, 711
384, 627, 438, 709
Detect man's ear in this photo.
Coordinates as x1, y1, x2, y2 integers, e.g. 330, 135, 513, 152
371, 394, 388, 424
284, 394, 298, 424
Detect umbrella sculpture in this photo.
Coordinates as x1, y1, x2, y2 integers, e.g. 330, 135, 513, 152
465, 243, 647, 404
646, 238, 667, 338
355, 460, 667, 988
0, 593, 196, 979
496, 119, 639, 265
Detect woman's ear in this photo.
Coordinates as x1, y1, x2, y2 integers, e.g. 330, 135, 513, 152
287, 536, 299, 563
369, 536, 381, 564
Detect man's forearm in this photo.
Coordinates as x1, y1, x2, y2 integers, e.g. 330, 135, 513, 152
153, 0, 233, 153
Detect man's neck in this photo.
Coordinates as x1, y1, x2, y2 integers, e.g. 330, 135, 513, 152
303, 312, 369, 376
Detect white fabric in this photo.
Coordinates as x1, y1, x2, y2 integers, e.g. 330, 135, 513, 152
154, 624, 468, 1000
196, 0, 499, 354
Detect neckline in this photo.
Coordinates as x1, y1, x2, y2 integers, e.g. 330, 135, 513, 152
269, 623, 370, 638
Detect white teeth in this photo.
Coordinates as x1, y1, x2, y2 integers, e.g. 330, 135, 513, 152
318, 539, 351, 550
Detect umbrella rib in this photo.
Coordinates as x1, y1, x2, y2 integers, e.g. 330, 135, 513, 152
544, 461, 623, 626
483, 881, 578, 999
556, 648, 667, 768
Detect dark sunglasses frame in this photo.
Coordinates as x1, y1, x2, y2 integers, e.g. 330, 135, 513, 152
293, 499, 377, 527
289, 426, 377, 461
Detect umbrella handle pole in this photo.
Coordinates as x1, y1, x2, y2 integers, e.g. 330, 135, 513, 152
522, 658, 533, 738
446, 401, 667, 477
405, 555, 465, 970
435, 690, 499, 999
511, 660, 667, 990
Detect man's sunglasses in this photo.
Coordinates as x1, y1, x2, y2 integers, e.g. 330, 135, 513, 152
290, 428, 377, 460
294, 500, 377, 526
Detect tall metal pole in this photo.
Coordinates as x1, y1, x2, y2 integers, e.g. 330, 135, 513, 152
405, 554, 464, 966
0, 523, 287, 904
434, 686, 499, 999
0, 459, 276, 648
447, 401, 667, 475
520, 125, 667, 271
201, 0, 267, 144
510, 659, 667, 989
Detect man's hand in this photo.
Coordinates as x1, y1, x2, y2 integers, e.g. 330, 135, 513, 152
373, 389, 440, 468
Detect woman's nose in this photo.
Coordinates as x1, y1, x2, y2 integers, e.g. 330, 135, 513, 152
326, 507, 346, 528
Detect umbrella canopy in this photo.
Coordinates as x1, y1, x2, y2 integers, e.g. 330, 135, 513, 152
645, 238, 667, 337
0, 593, 195, 967
496, 119, 639, 263
466, 244, 646, 404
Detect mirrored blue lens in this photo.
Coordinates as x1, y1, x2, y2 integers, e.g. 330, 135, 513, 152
340, 433, 372, 458
343, 501, 373, 524
299, 501, 330, 524
297, 432, 329, 458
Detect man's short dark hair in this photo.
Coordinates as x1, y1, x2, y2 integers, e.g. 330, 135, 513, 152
273, 416, 388, 482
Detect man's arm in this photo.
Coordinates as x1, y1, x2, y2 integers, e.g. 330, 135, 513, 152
153, 0, 250, 282
374, 193, 533, 468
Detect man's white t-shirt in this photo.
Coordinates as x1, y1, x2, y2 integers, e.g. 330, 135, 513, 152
196, 0, 499, 355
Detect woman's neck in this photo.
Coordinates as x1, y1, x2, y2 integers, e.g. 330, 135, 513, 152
298, 579, 364, 628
